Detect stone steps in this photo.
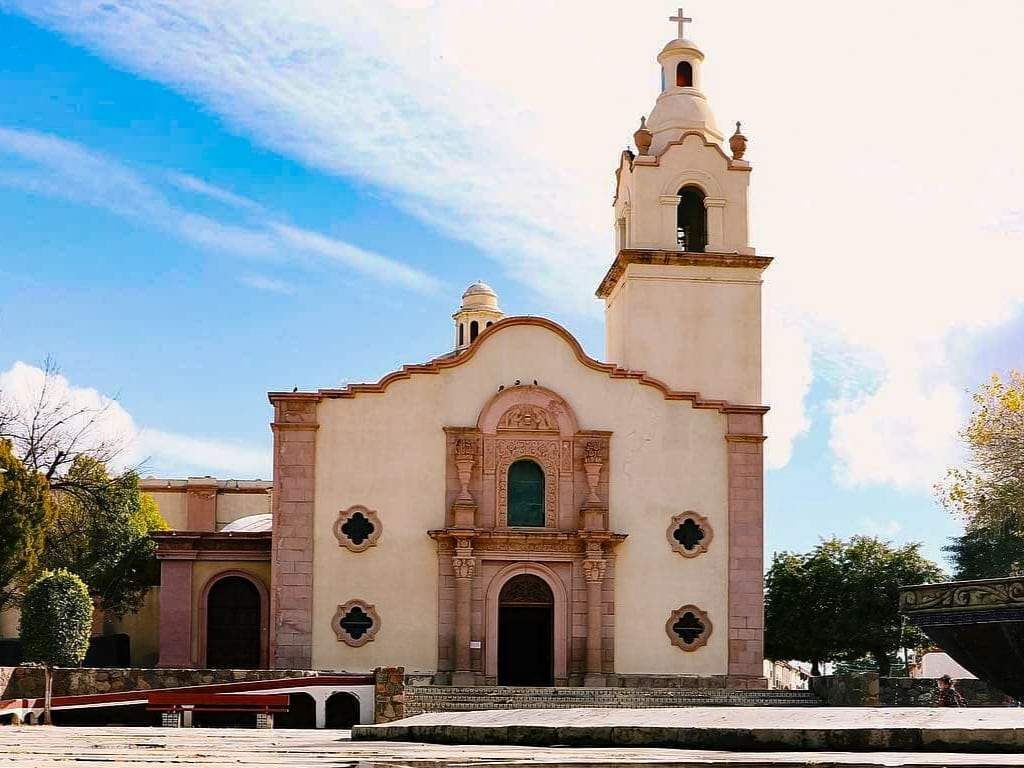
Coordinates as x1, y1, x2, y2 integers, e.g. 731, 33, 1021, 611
404, 686, 819, 716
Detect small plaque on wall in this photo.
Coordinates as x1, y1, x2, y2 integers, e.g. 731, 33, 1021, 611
469, 640, 482, 649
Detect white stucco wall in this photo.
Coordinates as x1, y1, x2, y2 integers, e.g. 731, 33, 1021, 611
310, 321, 731, 676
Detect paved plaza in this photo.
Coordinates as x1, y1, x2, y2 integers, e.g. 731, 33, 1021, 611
2, 726, 1024, 767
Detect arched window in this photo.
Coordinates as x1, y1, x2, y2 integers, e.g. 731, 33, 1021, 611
486, 321, 493, 328
676, 61, 693, 87
470, 320, 479, 342
676, 185, 707, 252
507, 459, 545, 527
458, 323, 465, 347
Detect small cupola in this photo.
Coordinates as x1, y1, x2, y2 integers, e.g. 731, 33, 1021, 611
645, 9, 722, 154
453, 281, 504, 351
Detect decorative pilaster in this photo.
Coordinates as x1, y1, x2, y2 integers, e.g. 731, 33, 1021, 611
578, 436, 609, 531
268, 394, 319, 670
704, 197, 727, 252
725, 409, 767, 688
582, 542, 607, 687
451, 536, 476, 686
157, 559, 192, 667
452, 437, 479, 528
185, 477, 218, 531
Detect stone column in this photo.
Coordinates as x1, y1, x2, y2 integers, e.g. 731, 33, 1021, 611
451, 538, 476, 686
704, 197, 727, 251
582, 545, 607, 687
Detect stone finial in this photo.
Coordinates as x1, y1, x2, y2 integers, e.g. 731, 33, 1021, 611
633, 116, 653, 156
729, 121, 747, 160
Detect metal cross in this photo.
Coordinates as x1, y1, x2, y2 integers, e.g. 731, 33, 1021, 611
669, 8, 692, 38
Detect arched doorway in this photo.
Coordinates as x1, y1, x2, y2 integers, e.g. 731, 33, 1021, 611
498, 574, 554, 685
204, 575, 262, 669
324, 692, 360, 728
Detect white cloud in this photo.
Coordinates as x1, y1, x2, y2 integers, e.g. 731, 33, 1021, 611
763, 308, 813, 470
270, 222, 444, 295
859, 517, 904, 540
8, 1, 1024, 481
0, 125, 440, 293
167, 171, 263, 212
239, 273, 296, 295
136, 429, 271, 479
0, 361, 270, 478
829, 361, 965, 492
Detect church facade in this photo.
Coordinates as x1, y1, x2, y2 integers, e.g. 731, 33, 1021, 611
153, 22, 771, 688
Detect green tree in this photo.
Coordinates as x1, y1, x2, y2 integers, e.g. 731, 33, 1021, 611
766, 536, 944, 675
939, 371, 1024, 578
20, 569, 93, 723
0, 440, 53, 618
43, 457, 168, 619
765, 544, 844, 675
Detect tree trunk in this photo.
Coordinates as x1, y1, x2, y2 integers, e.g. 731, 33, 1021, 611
874, 650, 891, 677
41, 665, 52, 725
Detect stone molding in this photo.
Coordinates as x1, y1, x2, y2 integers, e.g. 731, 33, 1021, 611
153, 531, 271, 561
900, 576, 1024, 613
331, 599, 381, 648
483, 562, 569, 681
269, 316, 769, 416
597, 249, 773, 298
333, 505, 383, 553
666, 604, 713, 652
666, 510, 713, 558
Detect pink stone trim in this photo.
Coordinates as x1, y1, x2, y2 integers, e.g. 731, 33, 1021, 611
269, 396, 318, 670
666, 604, 713, 652
331, 599, 381, 647
185, 478, 217, 532
483, 562, 569, 681
157, 560, 192, 668
726, 412, 766, 682
197, 569, 270, 668
332, 505, 383, 553
476, 385, 579, 436
666, 510, 714, 558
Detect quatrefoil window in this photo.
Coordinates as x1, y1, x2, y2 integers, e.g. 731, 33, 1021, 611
331, 599, 380, 647
667, 511, 713, 558
666, 605, 712, 652
342, 511, 374, 545
333, 505, 382, 553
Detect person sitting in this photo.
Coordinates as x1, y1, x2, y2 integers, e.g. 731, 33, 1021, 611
936, 674, 966, 707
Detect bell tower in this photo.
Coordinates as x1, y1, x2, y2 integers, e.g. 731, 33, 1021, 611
600, 11, 771, 405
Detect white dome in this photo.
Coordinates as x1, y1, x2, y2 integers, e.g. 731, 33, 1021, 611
460, 281, 499, 310
221, 513, 272, 533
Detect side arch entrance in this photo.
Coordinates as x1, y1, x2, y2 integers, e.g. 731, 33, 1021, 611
200, 571, 269, 669
497, 574, 554, 685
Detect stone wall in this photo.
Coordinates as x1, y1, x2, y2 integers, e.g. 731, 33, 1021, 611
374, 666, 405, 723
0, 666, 320, 699
811, 674, 1010, 707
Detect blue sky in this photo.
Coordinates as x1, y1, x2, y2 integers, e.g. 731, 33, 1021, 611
2, 2, 1023, 569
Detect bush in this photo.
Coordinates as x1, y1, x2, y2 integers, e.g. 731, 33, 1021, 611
20, 569, 93, 667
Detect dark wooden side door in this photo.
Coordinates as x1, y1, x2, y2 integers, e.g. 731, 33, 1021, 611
205, 576, 261, 669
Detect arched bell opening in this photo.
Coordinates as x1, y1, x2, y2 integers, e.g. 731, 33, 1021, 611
676, 185, 707, 252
